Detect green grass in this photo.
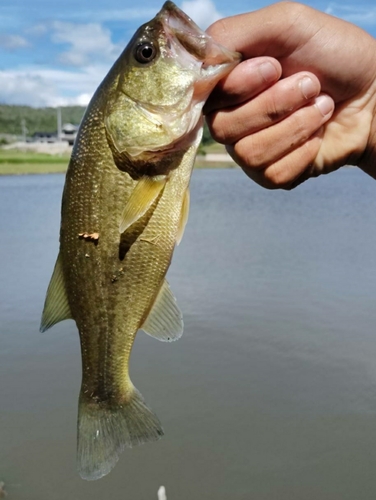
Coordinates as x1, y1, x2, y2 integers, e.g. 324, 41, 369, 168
0, 149, 69, 175
0, 143, 236, 175
0, 149, 70, 163
0, 158, 234, 175
0, 162, 68, 175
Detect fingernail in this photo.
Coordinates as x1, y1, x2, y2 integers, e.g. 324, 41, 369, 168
259, 62, 279, 83
300, 76, 317, 100
315, 95, 334, 116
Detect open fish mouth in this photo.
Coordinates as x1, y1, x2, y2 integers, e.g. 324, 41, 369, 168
158, 1, 241, 76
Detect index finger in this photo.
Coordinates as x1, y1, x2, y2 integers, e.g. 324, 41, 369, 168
204, 57, 281, 114
206, 2, 319, 59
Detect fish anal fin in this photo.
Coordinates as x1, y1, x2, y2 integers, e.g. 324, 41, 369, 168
40, 252, 72, 332
119, 176, 166, 234
176, 187, 190, 245
141, 280, 183, 342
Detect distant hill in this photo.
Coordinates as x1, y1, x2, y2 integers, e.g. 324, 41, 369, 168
0, 105, 86, 136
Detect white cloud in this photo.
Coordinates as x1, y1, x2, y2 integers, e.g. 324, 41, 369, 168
0, 19, 124, 107
180, 0, 222, 29
0, 70, 60, 107
0, 66, 105, 107
51, 21, 121, 67
325, 3, 376, 25
0, 34, 29, 50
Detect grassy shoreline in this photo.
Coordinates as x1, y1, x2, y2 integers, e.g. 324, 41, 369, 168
0, 150, 70, 175
0, 145, 237, 175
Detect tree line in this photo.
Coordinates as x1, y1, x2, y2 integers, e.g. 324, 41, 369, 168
0, 104, 215, 147
0, 105, 85, 136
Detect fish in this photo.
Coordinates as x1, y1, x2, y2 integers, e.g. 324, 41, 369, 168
40, 0, 240, 481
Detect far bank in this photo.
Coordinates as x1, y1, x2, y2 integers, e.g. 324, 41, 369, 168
0, 143, 237, 175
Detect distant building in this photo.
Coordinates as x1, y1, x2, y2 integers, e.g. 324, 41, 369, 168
32, 123, 79, 146
32, 131, 58, 143
60, 123, 79, 146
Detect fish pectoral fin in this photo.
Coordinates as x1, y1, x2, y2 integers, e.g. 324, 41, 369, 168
141, 279, 183, 342
119, 176, 167, 234
176, 187, 190, 245
40, 252, 72, 332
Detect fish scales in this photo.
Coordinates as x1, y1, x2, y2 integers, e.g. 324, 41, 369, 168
40, 0, 240, 481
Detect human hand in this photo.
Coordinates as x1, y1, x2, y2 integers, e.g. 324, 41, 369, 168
204, 2, 376, 188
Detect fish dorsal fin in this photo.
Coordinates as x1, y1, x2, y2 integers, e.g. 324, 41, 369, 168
141, 280, 183, 342
119, 176, 166, 234
40, 252, 72, 332
176, 187, 190, 245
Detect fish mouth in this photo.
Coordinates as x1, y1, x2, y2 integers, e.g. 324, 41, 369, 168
157, 1, 241, 76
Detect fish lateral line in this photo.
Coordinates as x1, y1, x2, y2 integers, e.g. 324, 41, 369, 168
139, 234, 161, 245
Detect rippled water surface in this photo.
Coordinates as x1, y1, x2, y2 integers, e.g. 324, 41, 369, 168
2, 168, 376, 499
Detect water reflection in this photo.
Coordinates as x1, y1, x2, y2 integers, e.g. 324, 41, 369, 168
1, 168, 376, 499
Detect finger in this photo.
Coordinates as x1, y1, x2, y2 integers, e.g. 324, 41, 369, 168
204, 57, 282, 114
206, 3, 374, 100
207, 72, 321, 144
227, 94, 335, 171
240, 131, 324, 190
206, 3, 317, 58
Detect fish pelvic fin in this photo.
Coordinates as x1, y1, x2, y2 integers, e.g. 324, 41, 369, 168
77, 387, 163, 481
40, 252, 72, 332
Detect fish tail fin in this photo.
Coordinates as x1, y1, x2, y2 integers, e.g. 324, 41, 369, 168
77, 387, 163, 481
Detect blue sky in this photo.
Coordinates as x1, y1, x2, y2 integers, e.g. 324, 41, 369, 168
1, 0, 376, 108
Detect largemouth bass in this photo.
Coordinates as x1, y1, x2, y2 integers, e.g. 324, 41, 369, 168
40, 1, 240, 481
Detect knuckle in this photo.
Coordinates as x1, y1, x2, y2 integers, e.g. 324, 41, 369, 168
263, 164, 289, 188
205, 115, 225, 144
243, 136, 269, 167
246, 172, 278, 190
265, 98, 285, 124
207, 115, 240, 145
207, 123, 228, 144
279, 1, 308, 18
290, 112, 310, 142
206, 18, 230, 40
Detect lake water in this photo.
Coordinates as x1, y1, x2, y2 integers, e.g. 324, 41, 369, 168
2, 168, 376, 499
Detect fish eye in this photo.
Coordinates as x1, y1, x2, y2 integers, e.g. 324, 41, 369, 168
134, 42, 157, 64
